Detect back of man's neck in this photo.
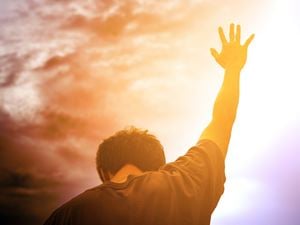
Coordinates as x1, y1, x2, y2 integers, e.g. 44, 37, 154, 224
110, 164, 143, 183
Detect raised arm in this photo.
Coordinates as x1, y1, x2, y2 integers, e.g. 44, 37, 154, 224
199, 24, 254, 157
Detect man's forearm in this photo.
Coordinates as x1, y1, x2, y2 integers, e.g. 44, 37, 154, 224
212, 68, 241, 129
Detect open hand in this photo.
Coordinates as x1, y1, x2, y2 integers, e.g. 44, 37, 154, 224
211, 24, 254, 71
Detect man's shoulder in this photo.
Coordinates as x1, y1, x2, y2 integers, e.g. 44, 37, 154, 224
162, 139, 223, 169
44, 186, 104, 223
62, 185, 104, 208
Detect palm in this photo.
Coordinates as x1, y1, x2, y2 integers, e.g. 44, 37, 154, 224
211, 24, 254, 71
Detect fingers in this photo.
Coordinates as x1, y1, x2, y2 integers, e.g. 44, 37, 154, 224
220, 24, 240, 43
236, 24, 241, 44
243, 34, 255, 48
217, 24, 254, 48
210, 48, 219, 60
218, 27, 227, 44
230, 23, 234, 42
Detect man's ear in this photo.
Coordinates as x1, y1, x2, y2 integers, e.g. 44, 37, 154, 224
99, 168, 111, 182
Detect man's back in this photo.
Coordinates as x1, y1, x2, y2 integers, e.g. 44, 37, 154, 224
44, 140, 225, 225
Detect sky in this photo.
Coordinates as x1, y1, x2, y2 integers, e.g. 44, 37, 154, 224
0, 0, 299, 224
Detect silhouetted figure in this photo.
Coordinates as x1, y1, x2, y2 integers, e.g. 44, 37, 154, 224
44, 24, 254, 225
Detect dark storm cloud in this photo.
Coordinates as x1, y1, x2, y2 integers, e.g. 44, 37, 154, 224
0, 116, 55, 224
0, 167, 64, 225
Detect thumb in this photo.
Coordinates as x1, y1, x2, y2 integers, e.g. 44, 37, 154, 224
210, 48, 219, 60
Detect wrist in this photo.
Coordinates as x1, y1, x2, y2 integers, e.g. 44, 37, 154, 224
225, 67, 242, 74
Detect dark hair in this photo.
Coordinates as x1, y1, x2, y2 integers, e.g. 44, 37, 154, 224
96, 127, 166, 177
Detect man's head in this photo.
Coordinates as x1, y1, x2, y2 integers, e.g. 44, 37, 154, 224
96, 127, 166, 182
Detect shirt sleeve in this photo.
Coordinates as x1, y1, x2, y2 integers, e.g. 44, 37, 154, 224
160, 139, 226, 212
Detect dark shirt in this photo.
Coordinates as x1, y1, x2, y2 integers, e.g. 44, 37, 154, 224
44, 139, 225, 225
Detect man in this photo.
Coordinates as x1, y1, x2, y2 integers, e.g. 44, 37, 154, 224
44, 24, 254, 225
